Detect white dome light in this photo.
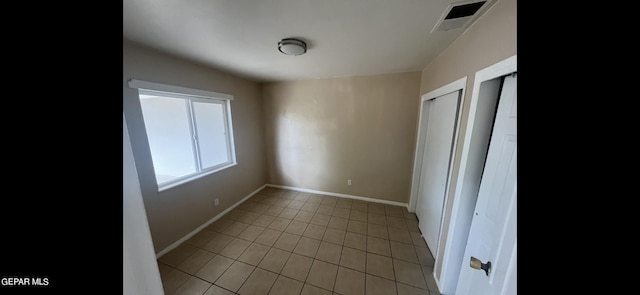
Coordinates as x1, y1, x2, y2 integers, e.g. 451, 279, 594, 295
278, 38, 307, 56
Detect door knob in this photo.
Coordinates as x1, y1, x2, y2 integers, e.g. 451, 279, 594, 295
470, 256, 491, 276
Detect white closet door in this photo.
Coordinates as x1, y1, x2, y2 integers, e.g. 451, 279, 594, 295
416, 90, 461, 255
456, 74, 517, 295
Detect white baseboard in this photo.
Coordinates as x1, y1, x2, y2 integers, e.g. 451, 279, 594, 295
266, 184, 408, 209
156, 183, 410, 258
155, 184, 267, 259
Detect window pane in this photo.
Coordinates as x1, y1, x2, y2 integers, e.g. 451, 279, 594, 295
193, 102, 229, 169
139, 95, 196, 184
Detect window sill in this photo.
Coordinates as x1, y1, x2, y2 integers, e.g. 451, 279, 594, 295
157, 162, 237, 192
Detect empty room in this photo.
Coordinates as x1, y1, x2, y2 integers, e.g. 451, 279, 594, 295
123, 0, 517, 294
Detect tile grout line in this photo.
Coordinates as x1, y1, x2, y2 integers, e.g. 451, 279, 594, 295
200, 284, 213, 295
233, 263, 259, 294
161, 249, 202, 294
277, 222, 317, 291
237, 190, 301, 294
364, 241, 369, 295
159, 187, 426, 295
391, 251, 399, 295
158, 262, 190, 294
223, 200, 289, 294
206, 201, 281, 292
331, 256, 341, 294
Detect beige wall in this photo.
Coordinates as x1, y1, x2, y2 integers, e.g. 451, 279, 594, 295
262, 72, 421, 203
123, 40, 268, 252
418, 0, 516, 283
420, 0, 516, 95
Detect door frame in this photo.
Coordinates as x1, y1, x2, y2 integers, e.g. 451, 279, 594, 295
123, 113, 165, 295
409, 76, 467, 214
436, 55, 517, 294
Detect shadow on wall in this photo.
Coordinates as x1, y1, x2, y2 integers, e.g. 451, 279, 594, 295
270, 91, 348, 191
263, 73, 420, 202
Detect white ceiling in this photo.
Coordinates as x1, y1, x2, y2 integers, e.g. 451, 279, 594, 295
123, 0, 493, 82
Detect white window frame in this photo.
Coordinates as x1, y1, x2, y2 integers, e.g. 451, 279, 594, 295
128, 79, 237, 191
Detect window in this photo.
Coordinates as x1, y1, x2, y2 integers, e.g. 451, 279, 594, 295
129, 79, 236, 191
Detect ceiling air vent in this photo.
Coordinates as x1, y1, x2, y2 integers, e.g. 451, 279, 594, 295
432, 1, 489, 32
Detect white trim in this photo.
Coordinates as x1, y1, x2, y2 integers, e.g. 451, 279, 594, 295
421, 78, 467, 103
158, 163, 237, 192
224, 96, 237, 165
440, 55, 517, 295
155, 184, 267, 258
137, 84, 238, 192
187, 99, 201, 172
128, 79, 234, 100
434, 84, 466, 272
434, 268, 444, 293
155, 182, 410, 259
408, 103, 430, 213
408, 76, 467, 212
266, 184, 408, 208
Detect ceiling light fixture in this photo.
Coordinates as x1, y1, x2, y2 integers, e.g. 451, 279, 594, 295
278, 38, 307, 56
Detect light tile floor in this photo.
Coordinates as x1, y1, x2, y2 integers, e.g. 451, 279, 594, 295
157, 187, 441, 295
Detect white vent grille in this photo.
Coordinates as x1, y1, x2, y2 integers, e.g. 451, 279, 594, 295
432, 1, 490, 33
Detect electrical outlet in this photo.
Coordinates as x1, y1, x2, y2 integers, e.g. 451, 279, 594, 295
347, 179, 352, 186
214, 198, 219, 206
